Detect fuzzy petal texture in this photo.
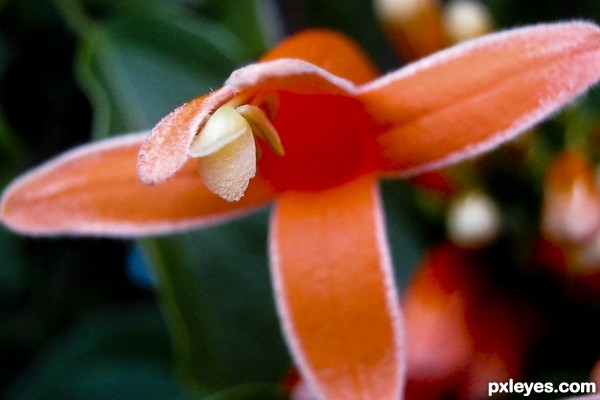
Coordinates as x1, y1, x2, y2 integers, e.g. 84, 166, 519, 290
139, 28, 374, 185
1, 133, 275, 237
138, 87, 236, 184
225, 58, 356, 97
359, 21, 600, 175
270, 175, 404, 400
140, 59, 357, 184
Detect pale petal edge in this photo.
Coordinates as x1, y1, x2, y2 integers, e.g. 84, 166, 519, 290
138, 87, 235, 184
1, 132, 271, 238
360, 20, 600, 178
225, 58, 357, 96
268, 178, 405, 399
360, 21, 599, 95
139, 59, 357, 184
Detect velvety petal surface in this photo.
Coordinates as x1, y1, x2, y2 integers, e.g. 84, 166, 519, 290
269, 175, 404, 400
140, 29, 375, 185
1, 133, 275, 237
138, 87, 236, 184
140, 59, 358, 184
359, 21, 600, 175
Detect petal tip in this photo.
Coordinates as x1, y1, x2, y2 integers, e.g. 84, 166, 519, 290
138, 88, 236, 184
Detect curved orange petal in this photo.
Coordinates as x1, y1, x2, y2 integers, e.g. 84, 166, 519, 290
140, 29, 377, 185
260, 29, 379, 85
358, 21, 600, 175
1, 133, 275, 237
138, 87, 235, 184
270, 175, 404, 400
140, 58, 359, 184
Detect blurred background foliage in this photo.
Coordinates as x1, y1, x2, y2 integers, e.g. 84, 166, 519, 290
1, 0, 600, 399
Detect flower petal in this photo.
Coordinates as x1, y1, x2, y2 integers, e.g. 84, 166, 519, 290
225, 58, 356, 97
141, 58, 360, 185
359, 21, 600, 175
138, 87, 235, 184
260, 29, 379, 84
140, 29, 375, 185
1, 133, 275, 237
269, 175, 404, 400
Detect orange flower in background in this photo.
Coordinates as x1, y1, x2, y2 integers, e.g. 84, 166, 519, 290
592, 359, 600, 386
3, 22, 600, 400
374, 0, 448, 60
403, 244, 544, 400
542, 149, 600, 247
540, 149, 600, 293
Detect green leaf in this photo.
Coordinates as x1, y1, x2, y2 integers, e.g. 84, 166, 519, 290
0, 98, 24, 176
71, 4, 290, 394
302, 0, 397, 69
205, 0, 281, 57
0, 226, 26, 298
75, 8, 248, 138
4, 305, 200, 400
381, 181, 427, 288
0, 109, 27, 298
140, 209, 290, 394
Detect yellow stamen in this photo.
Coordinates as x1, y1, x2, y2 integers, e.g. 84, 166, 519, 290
189, 104, 249, 157
198, 126, 256, 202
188, 96, 284, 201
237, 104, 285, 156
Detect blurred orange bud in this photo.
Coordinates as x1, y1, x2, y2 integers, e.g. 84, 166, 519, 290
592, 359, 600, 386
443, 0, 495, 44
374, 0, 448, 60
404, 243, 544, 399
542, 150, 600, 246
404, 244, 476, 389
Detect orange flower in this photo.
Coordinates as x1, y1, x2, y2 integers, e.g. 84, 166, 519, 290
3, 22, 600, 400
403, 243, 543, 400
542, 149, 600, 246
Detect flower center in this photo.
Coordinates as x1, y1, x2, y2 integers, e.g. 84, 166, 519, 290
259, 92, 373, 192
189, 91, 373, 201
188, 96, 284, 201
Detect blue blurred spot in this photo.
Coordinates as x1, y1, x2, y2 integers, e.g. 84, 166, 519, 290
127, 245, 156, 289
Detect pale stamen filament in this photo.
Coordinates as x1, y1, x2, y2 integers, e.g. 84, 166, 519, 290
188, 96, 284, 202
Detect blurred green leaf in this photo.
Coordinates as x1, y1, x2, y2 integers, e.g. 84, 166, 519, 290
0, 226, 26, 298
381, 182, 427, 287
4, 305, 199, 400
302, 0, 397, 68
0, 109, 24, 177
0, 108, 26, 298
140, 209, 290, 394
69, 2, 290, 394
206, 0, 281, 57
75, 7, 248, 138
